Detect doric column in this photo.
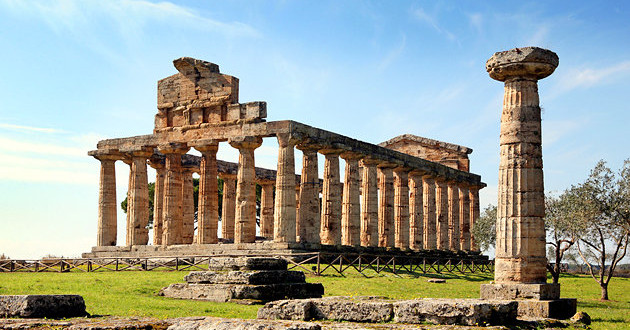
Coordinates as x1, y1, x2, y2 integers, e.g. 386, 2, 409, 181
220, 173, 237, 240
482, 47, 558, 291
273, 133, 298, 243
158, 143, 189, 245
459, 184, 471, 251
360, 159, 379, 247
422, 174, 437, 250
447, 181, 460, 251
435, 177, 449, 250
320, 149, 342, 245
124, 148, 152, 246
148, 157, 165, 245
408, 171, 424, 250
193, 141, 219, 244
297, 145, 320, 244
229, 136, 263, 244
181, 167, 196, 244
259, 182, 275, 238
341, 152, 362, 246
377, 164, 395, 248
469, 184, 482, 251
393, 167, 410, 250
93, 152, 122, 246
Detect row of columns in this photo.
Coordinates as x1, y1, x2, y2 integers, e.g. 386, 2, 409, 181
94, 136, 481, 251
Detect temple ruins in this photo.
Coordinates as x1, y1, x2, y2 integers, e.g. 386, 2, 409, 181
84, 57, 485, 258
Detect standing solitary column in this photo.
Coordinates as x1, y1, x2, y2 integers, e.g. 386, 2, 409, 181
393, 167, 410, 249
125, 148, 152, 246
447, 181, 460, 251
469, 184, 482, 251
459, 184, 471, 251
360, 159, 379, 247
93, 152, 121, 246
274, 134, 298, 243
194, 141, 220, 244
435, 177, 449, 250
181, 167, 196, 244
297, 145, 320, 244
484, 47, 558, 285
320, 149, 342, 245
408, 171, 424, 250
260, 182, 275, 238
377, 165, 395, 248
341, 152, 362, 246
422, 174, 437, 250
220, 174, 237, 240
159, 143, 190, 245
149, 157, 165, 245
229, 136, 263, 244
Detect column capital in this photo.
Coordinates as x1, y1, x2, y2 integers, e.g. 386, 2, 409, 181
89, 149, 124, 162
359, 157, 380, 167
340, 151, 363, 161
486, 47, 558, 82
296, 142, 324, 152
148, 155, 165, 169
158, 142, 189, 155
409, 169, 427, 177
190, 139, 219, 153
229, 136, 263, 150
377, 161, 399, 169
276, 133, 301, 148
393, 166, 412, 174
319, 148, 344, 156
121, 146, 154, 158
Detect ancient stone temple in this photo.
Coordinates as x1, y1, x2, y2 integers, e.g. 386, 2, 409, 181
479, 47, 576, 318
84, 57, 485, 258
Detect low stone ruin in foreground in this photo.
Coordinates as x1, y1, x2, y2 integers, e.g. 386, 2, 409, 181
159, 257, 324, 303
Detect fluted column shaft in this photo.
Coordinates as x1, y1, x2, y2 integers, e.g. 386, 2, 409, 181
126, 150, 152, 246
360, 159, 379, 247
393, 168, 410, 249
320, 150, 342, 245
149, 161, 165, 246
378, 166, 395, 248
196, 143, 219, 244
297, 147, 320, 243
230, 137, 263, 244
448, 182, 460, 251
408, 171, 424, 250
181, 168, 196, 244
435, 178, 449, 250
160, 144, 189, 245
469, 186, 481, 251
274, 134, 298, 243
221, 174, 237, 240
96, 155, 119, 246
260, 182, 275, 238
459, 185, 471, 251
422, 175, 436, 250
341, 153, 362, 246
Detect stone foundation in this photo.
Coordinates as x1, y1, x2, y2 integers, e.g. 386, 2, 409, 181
258, 296, 518, 326
0, 295, 88, 319
479, 283, 560, 300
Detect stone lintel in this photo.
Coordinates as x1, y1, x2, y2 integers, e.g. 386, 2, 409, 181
480, 283, 560, 300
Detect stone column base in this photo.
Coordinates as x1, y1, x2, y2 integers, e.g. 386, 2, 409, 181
480, 283, 576, 319
480, 283, 560, 300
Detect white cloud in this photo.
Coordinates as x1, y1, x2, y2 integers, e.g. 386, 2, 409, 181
377, 34, 406, 72
0, 123, 66, 134
411, 7, 456, 41
468, 13, 483, 33
554, 61, 630, 93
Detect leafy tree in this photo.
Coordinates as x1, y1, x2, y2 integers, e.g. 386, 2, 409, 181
544, 192, 586, 284
571, 160, 630, 301
472, 204, 496, 252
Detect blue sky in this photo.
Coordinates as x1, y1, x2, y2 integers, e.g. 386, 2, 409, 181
0, 0, 629, 259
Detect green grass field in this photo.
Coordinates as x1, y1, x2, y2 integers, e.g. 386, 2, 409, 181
0, 270, 628, 329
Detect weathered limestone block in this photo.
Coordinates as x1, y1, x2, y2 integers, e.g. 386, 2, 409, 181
220, 174, 237, 240
0, 295, 87, 318
393, 299, 517, 326
479, 283, 560, 300
260, 182, 275, 238
159, 282, 324, 302
227, 102, 267, 121
259, 297, 393, 323
516, 298, 577, 320
207, 257, 288, 271
170, 317, 321, 330
184, 270, 306, 285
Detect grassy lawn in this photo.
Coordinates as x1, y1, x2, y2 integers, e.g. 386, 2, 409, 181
0, 270, 629, 329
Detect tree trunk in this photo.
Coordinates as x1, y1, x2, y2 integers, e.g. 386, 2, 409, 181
600, 283, 609, 301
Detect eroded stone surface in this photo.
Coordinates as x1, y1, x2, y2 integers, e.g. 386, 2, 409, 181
159, 282, 324, 302
0, 295, 87, 319
184, 270, 305, 285
207, 257, 287, 271
393, 299, 517, 326
480, 283, 560, 300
